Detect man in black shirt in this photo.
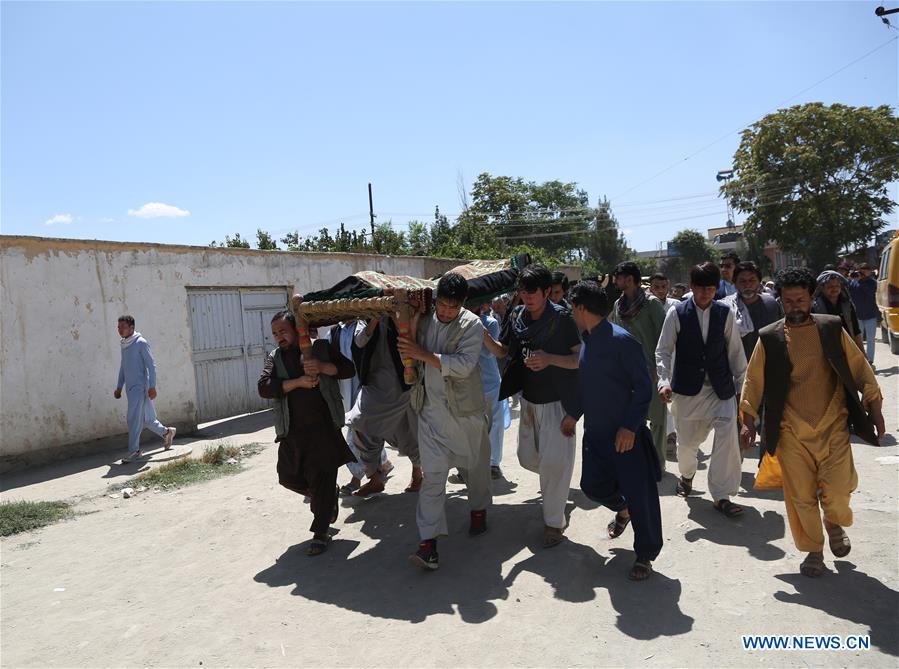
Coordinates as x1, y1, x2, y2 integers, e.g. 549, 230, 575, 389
484, 264, 581, 548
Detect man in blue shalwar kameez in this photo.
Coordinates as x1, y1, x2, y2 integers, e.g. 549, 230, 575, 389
561, 281, 663, 581
114, 315, 176, 462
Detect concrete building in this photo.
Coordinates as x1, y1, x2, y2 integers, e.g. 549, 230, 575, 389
0, 236, 461, 470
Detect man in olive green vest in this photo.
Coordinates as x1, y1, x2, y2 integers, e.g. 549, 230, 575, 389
610, 261, 668, 470
258, 310, 357, 556
740, 268, 884, 578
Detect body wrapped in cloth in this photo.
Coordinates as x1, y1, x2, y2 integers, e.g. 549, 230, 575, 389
293, 255, 529, 384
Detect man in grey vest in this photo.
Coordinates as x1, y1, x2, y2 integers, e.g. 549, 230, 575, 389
740, 268, 884, 578
257, 310, 357, 556
398, 273, 491, 571
721, 261, 783, 362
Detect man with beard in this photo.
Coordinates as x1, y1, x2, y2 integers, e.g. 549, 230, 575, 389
812, 270, 864, 353
398, 273, 491, 570
656, 262, 748, 517
721, 261, 783, 363
258, 310, 357, 556
564, 280, 663, 581
740, 268, 884, 577
721, 261, 783, 460
610, 261, 669, 470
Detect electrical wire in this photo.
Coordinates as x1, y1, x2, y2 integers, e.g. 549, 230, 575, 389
608, 34, 899, 201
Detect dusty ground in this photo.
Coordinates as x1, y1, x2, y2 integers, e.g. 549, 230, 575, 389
1, 340, 897, 668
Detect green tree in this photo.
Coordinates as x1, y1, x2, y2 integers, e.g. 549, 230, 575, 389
725, 103, 899, 270
462, 173, 593, 260
662, 229, 719, 282
669, 229, 719, 266
584, 197, 633, 274
280, 231, 300, 250
256, 229, 278, 250
407, 220, 431, 256
216, 232, 250, 248
371, 221, 409, 255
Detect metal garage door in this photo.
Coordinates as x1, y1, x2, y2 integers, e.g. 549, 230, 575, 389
188, 288, 288, 422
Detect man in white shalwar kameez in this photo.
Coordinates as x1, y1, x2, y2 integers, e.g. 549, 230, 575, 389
656, 262, 749, 517
398, 272, 492, 571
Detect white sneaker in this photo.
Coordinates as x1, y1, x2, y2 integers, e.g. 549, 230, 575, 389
123, 450, 143, 463
163, 427, 176, 450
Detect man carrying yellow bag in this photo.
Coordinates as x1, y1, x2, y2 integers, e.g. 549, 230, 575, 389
740, 268, 884, 579
753, 452, 782, 490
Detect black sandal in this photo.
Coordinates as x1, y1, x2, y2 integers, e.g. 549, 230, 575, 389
675, 476, 693, 498
628, 559, 653, 581
714, 499, 744, 518
607, 512, 631, 539
307, 535, 330, 557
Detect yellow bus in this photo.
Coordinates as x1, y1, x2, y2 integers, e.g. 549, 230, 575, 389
877, 231, 899, 354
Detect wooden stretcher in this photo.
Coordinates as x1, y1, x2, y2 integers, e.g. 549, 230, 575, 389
290, 288, 430, 384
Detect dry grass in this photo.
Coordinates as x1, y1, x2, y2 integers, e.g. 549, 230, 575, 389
128, 443, 264, 489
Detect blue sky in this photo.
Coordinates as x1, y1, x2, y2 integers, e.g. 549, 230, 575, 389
2, 1, 896, 253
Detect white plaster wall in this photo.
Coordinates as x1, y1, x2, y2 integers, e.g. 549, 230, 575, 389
0, 236, 457, 460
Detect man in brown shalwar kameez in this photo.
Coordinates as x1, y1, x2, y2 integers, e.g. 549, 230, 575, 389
258, 310, 357, 556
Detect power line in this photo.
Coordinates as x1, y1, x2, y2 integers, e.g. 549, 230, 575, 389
608, 34, 899, 201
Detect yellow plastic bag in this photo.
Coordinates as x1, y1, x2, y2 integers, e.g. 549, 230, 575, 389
754, 452, 783, 490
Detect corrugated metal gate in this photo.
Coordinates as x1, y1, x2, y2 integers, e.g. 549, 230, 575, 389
188, 288, 288, 422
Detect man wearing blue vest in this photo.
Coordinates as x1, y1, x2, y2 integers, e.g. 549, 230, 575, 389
656, 262, 748, 517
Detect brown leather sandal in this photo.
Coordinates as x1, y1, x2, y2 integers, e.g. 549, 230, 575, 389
826, 525, 851, 558
800, 551, 825, 578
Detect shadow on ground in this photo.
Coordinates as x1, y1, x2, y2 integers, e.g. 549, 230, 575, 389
192, 410, 273, 439
874, 364, 897, 378
1, 411, 273, 493
774, 561, 899, 656
254, 491, 693, 637
684, 496, 786, 561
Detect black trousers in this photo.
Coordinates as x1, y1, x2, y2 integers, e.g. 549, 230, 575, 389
580, 426, 663, 562
277, 425, 344, 535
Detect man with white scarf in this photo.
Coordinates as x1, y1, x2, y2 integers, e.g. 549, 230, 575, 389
114, 315, 175, 462
721, 261, 783, 362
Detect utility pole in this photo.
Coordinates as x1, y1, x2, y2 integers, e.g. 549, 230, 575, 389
368, 182, 377, 252
716, 169, 735, 228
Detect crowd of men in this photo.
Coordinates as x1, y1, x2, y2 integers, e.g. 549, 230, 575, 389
251, 253, 886, 581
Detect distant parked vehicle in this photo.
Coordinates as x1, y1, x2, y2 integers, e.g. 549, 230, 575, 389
876, 231, 899, 354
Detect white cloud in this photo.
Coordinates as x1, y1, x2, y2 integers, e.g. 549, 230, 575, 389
45, 213, 74, 226
127, 202, 191, 218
